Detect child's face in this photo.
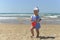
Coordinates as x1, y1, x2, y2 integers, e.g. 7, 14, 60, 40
34, 10, 39, 15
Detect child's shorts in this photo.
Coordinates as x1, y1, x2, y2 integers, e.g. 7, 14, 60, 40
35, 23, 40, 30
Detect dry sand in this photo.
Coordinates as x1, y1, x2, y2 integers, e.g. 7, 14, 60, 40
0, 23, 60, 40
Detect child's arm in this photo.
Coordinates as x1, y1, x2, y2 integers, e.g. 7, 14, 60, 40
39, 16, 41, 22
36, 16, 41, 22
30, 16, 34, 22
36, 19, 41, 23
30, 18, 32, 22
39, 19, 41, 22
30, 16, 32, 22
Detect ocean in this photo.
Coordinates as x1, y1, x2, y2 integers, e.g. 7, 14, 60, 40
0, 13, 60, 24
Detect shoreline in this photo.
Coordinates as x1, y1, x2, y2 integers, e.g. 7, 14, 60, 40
0, 17, 60, 25
0, 20, 60, 25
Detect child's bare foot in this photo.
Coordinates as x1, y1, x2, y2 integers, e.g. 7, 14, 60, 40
31, 36, 34, 38
30, 36, 36, 38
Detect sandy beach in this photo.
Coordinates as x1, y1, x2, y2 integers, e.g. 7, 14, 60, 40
0, 23, 60, 40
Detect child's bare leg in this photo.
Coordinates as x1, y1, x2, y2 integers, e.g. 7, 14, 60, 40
36, 29, 39, 37
30, 27, 35, 36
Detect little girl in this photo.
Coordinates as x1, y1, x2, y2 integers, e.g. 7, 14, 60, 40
30, 7, 41, 38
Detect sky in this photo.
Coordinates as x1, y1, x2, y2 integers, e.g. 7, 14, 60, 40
0, 0, 60, 13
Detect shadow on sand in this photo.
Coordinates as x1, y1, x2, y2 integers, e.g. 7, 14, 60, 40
37, 36, 55, 40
